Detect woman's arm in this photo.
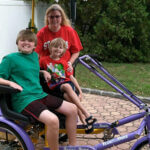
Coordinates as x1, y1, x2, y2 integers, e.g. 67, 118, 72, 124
67, 52, 80, 72
0, 78, 23, 91
69, 52, 80, 65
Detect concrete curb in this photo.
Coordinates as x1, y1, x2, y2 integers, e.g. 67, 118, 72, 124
81, 87, 150, 103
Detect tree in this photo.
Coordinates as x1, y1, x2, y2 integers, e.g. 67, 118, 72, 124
77, 0, 150, 62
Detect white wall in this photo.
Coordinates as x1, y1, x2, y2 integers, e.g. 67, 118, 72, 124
0, 0, 50, 61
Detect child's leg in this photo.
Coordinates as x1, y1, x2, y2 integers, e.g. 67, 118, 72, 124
38, 110, 59, 150
62, 84, 97, 133
61, 83, 90, 118
78, 109, 86, 124
56, 101, 77, 146
64, 93, 86, 124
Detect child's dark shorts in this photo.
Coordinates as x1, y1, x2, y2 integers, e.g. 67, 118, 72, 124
21, 94, 63, 122
54, 81, 75, 93
52, 81, 78, 98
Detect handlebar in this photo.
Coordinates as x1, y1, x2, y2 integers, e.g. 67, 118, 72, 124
0, 84, 20, 94
79, 54, 146, 109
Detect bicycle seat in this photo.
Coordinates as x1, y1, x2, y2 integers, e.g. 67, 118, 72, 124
0, 84, 29, 123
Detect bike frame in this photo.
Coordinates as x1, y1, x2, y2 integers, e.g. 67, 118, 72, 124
0, 109, 35, 150
0, 54, 150, 150
78, 55, 150, 150
35, 55, 150, 150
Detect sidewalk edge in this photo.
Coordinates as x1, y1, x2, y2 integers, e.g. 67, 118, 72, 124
81, 87, 150, 103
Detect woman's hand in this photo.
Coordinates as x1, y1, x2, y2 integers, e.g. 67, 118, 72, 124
67, 61, 73, 72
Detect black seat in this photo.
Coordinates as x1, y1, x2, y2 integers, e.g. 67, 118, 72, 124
0, 84, 29, 122
40, 73, 64, 98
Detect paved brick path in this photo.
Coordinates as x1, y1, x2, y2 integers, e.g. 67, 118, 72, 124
35, 93, 147, 150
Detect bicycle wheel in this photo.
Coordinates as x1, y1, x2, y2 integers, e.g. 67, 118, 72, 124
135, 140, 150, 150
0, 122, 28, 150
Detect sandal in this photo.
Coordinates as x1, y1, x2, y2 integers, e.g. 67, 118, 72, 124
85, 116, 97, 125
83, 124, 94, 134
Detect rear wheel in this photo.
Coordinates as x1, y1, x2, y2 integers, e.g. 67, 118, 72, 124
0, 122, 28, 150
134, 140, 150, 150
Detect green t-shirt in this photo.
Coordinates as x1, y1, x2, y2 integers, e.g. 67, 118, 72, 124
0, 51, 47, 113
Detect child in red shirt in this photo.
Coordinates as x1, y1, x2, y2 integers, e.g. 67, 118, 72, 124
40, 38, 96, 133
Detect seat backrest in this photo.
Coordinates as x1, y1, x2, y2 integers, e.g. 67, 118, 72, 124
0, 84, 29, 123
40, 73, 64, 98
39, 70, 79, 98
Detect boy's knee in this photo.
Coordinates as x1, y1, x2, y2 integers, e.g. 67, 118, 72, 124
47, 115, 59, 128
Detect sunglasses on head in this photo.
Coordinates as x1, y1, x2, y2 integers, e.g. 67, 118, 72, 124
48, 15, 61, 19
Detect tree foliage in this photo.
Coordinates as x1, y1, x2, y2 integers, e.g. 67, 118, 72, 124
76, 0, 150, 62
26, 0, 150, 62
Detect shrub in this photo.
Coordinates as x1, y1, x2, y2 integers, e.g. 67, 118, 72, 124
76, 0, 150, 62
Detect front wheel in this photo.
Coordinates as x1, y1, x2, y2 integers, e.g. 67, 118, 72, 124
0, 122, 28, 150
134, 140, 150, 150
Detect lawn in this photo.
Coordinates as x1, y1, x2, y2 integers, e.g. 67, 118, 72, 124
75, 62, 150, 97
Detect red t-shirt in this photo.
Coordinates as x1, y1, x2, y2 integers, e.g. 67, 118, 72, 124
39, 56, 73, 89
35, 25, 83, 61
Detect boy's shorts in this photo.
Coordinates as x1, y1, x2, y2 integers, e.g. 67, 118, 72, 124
21, 94, 63, 122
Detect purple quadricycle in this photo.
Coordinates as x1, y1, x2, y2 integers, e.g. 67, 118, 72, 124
0, 54, 149, 150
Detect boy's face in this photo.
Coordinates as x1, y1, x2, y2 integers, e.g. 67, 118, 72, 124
17, 39, 35, 54
50, 45, 64, 59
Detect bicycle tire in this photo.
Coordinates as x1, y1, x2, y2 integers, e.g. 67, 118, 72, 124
0, 122, 28, 150
134, 140, 149, 150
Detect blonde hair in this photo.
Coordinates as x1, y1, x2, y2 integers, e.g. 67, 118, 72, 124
49, 38, 67, 56
16, 29, 37, 46
45, 4, 71, 26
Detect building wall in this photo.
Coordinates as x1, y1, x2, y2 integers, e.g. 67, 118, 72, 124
0, 0, 50, 61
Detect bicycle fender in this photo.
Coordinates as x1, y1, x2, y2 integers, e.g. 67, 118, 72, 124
131, 136, 148, 150
0, 117, 35, 150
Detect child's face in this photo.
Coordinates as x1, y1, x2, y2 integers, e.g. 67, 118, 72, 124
17, 39, 36, 54
50, 45, 64, 59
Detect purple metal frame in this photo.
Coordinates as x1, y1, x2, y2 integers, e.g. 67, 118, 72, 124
79, 55, 145, 109
42, 54, 150, 149
0, 111, 34, 150
78, 55, 150, 150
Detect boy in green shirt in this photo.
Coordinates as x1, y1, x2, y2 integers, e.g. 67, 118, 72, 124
0, 29, 77, 150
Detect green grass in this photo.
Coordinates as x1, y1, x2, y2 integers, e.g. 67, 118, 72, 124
75, 62, 150, 97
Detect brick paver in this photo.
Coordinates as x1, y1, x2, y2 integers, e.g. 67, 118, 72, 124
35, 93, 147, 150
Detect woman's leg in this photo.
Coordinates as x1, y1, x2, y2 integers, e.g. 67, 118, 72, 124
56, 101, 77, 146
61, 84, 90, 118
38, 110, 59, 150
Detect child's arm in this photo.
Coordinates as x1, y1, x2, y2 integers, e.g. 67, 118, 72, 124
70, 75, 83, 100
0, 78, 23, 91
40, 70, 51, 83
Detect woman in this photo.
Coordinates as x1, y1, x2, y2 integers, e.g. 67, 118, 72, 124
35, 4, 83, 69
